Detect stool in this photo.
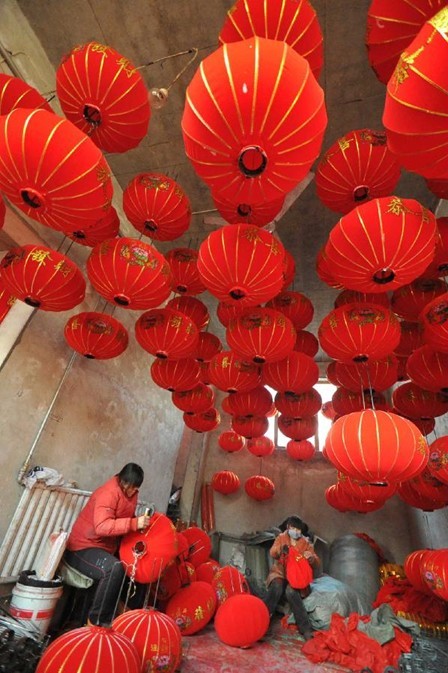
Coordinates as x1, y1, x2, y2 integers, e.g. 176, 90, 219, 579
51, 561, 96, 633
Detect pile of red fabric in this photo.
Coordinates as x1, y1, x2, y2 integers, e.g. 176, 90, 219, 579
373, 576, 448, 623
302, 613, 412, 673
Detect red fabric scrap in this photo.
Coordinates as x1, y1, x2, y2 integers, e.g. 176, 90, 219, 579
374, 576, 448, 623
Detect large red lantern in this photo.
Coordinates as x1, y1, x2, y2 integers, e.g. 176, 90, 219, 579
87, 237, 171, 309
334, 356, 398, 393
392, 382, 448, 418
150, 357, 200, 392
247, 436, 275, 457
0, 281, 15, 323
214, 593, 269, 648
166, 582, 216, 635
112, 609, 182, 673
395, 320, 425, 357
195, 332, 222, 362
262, 351, 319, 394
211, 471, 240, 495
278, 415, 317, 441
211, 192, 284, 227
245, 475, 275, 501
335, 290, 391, 310
165, 248, 206, 295
0, 108, 113, 232
136, 308, 198, 360
425, 217, 448, 278
182, 37, 327, 202
67, 207, 120, 247
196, 560, 221, 584
366, 0, 445, 85
383, 7, 448, 179
420, 292, 448, 352
397, 480, 446, 511
391, 278, 446, 321
227, 307, 296, 364
219, 0, 323, 80
427, 436, 448, 485
208, 351, 261, 393
172, 383, 215, 414
337, 472, 397, 502
293, 330, 319, 357
316, 129, 400, 214
318, 303, 401, 363
0, 245, 85, 311
0, 73, 53, 114
332, 388, 387, 416
275, 389, 322, 418
404, 550, 433, 594
166, 295, 209, 331
266, 291, 314, 330
35, 625, 141, 673
64, 312, 128, 359
120, 512, 178, 583
231, 415, 269, 439
218, 431, 245, 452
212, 565, 250, 607
407, 345, 448, 394
183, 408, 221, 433
422, 550, 448, 601
286, 439, 315, 462
198, 225, 285, 307
325, 197, 437, 293
227, 386, 273, 418
182, 527, 213, 567
323, 409, 429, 483
123, 173, 191, 241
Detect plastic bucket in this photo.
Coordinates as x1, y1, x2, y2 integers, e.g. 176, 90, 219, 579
9, 581, 63, 635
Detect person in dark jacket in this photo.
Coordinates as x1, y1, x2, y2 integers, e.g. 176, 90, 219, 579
65, 463, 150, 626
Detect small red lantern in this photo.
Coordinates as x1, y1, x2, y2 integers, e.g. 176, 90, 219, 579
123, 173, 191, 241
150, 357, 200, 392
0, 73, 53, 114
227, 386, 273, 418
293, 330, 319, 357
56, 42, 150, 153
247, 436, 275, 457
166, 295, 209, 331
182, 37, 327, 202
182, 527, 213, 567
318, 303, 401, 363
391, 278, 446, 321
196, 560, 221, 583
87, 237, 171, 309
67, 207, 120, 247
0, 281, 16, 323
194, 332, 222, 362
212, 565, 250, 607
227, 307, 296, 364
215, 593, 269, 648
211, 471, 240, 495
420, 292, 448, 352
165, 247, 206, 295
183, 408, 221, 433
332, 388, 387, 416
211, 192, 284, 227
395, 320, 425, 357
334, 356, 398, 393
231, 415, 269, 439
408, 467, 448, 505
278, 415, 317, 441
397, 480, 445, 511
321, 401, 337, 421
337, 472, 396, 502
0, 108, 113, 232
136, 308, 198, 360
262, 351, 319, 394
208, 351, 261, 393
316, 247, 344, 289
316, 129, 400, 214
335, 290, 391, 309
245, 475, 275, 501
198, 225, 285, 307
407, 345, 448, 394
282, 250, 296, 290
392, 382, 448, 419
286, 439, 315, 461
218, 431, 245, 452
172, 383, 215, 414
425, 217, 448, 278
0, 245, 85, 311
266, 291, 314, 330
427, 436, 448, 485
166, 582, 216, 635
64, 312, 128, 360
325, 484, 383, 513
404, 550, 433, 595
275, 389, 322, 418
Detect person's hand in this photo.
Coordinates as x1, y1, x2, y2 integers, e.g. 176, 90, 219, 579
303, 550, 313, 560
137, 514, 151, 531
282, 544, 289, 555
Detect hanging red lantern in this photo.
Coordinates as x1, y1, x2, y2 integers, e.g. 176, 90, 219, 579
383, 7, 448, 178
218, 0, 323, 80
183, 408, 220, 433
35, 625, 141, 673
324, 409, 429, 483
112, 608, 182, 673
337, 472, 397, 502
212, 565, 250, 607
215, 593, 269, 648
420, 292, 448, 352
366, 0, 445, 85
0, 245, 85, 311
218, 430, 245, 452
64, 312, 128, 359
227, 386, 273, 418
211, 191, 284, 227
245, 475, 275, 501
182, 37, 327, 202
392, 382, 448, 419
172, 383, 215, 414
123, 173, 191, 241
266, 291, 314, 330
286, 439, 315, 461
0, 108, 113, 232
316, 247, 344, 289
275, 389, 322, 418
332, 388, 388, 416
335, 290, 391, 310
182, 526, 213, 567
396, 356, 409, 382
316, 129, 400, 214
404, 550, 433, 595
231, 415, 269, 439
166, 296, 209, 331
0, 280, 16, 323
166, 582, 216, 635
395, 320, 425, 357
198, 361, 211, 385
391, 278, 446, 321
318, 303, 401, 363
393, 411, 436, 437
120, 512, 178, 583
136, 308, 198, 360
325, 197, 437, 293
247, 436, 275, 457
0, 73, 53, 114
150, 357, 200, 392
428, 436, 448, 484
211, 471, 240, 495
198, 225, 285, 307
333, 356, 399, 393
408, 467, 448, 505
67, 207, 120, 248
397, 480, 445, 511
87, 237, 171, 309
208, 351, 261, 393
194, 332, 222, 362
278, 415, 317, 441
196, 560, 221, 584
425, 217, 448, 278
221, 395, 233, 415
326, 361, 340, 386
262, 351, 319, 394
293, 330, 319, 357
165, 248, 206, 295
325, 484, 384, 513
321, 401, 337, 421
227, 307, 296, 364
422, 550, 448, 601
407, 345, 448, 394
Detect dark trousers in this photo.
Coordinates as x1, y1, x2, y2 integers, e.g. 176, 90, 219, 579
264, 578, 312, 635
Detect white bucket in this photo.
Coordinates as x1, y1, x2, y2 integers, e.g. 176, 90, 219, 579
9, 581, 63, 635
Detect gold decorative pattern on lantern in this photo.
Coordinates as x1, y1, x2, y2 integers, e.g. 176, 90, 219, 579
30, 249, 51, 265
338, 137, 351, 152
116, 56, 136, 78
429, 7, 448, 35
392, 47, 424, 88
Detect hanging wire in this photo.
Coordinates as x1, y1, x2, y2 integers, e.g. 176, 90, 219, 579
137, 48, 199, 91
364, 361, 376, 410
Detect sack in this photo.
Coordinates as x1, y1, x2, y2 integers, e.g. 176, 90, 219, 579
59, 560, 94, 589
286, 547, 313, 590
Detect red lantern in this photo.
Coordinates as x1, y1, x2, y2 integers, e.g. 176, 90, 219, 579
211, 471, 240, 495
182, 37, 327, 201
135, 308, 198, 360
219, 0, 323, 80
208, 351, 261, 393
221, 395, 233, 415
286, 439, 315, 461
316, 247, 344, 289
64, 312, 128, 360
196, 560, 221, 583
183, 408, 221, 433
112, 608, 182, 673
231, 415, 269, 439
420, 292, 448, 352
245, 475, 275, 501
123, 173, 191, 241
227, 307, 296, 364
396, 355, 409, 382
397, 480, 445, 511
332, 388, 387, 416
366, 0, 445, 85
321, 401, 337, 421
247, 436, 275, 457
325, 197, 437, 293
67, 207, 120, 247
407, 345, 448, 394
166, 295, 209, 331
422, 550, 448, 600
172, 383, 215, 414
120, 512, 178, 583
325, 484, 383, 513
0, 245, 85, 311
194, 332, 222, 362
87, 237, 171, 310
218, 431, 245, 452
0, 108, 112, 232
227, 386, 273, 418
318, 303, 401, 363
157, 561, 183, 600
334, 357, 398, 393
282, 250, 296, 290
212, 565, 250, 607
316, 129, 400, 214
408, 467, 448, 504
215, 593, 269, 648
426, 179, 448, 200
56, 42, 150, 153
275, 389, 322, 418
335, 290, 391, 310
217, 300, 255, 328
35, 625, 140, 673
182, 527, 213, 567
0, 73, 53, 114
198, 361, 211, 385
326, 361, 340, 386
427, 436, 448, 485
392, 382, 448, 418
337, 473, 397, 502
266, 291, 314, 330
293, 330, 319, 357
395, 320, 425, 357
404, 550, 433, 594
165, 247, 206, 295
278, 415, 317, 441
0, 281, 15, 323
150, 357, 200, 392
425, 217, 448, 278
211, 191, 284, 227
262, 351, 319, 394
324, 409, 429, 482
391, 278, 446, 321
166, 582, 216, 635
198, 225, 285, 307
